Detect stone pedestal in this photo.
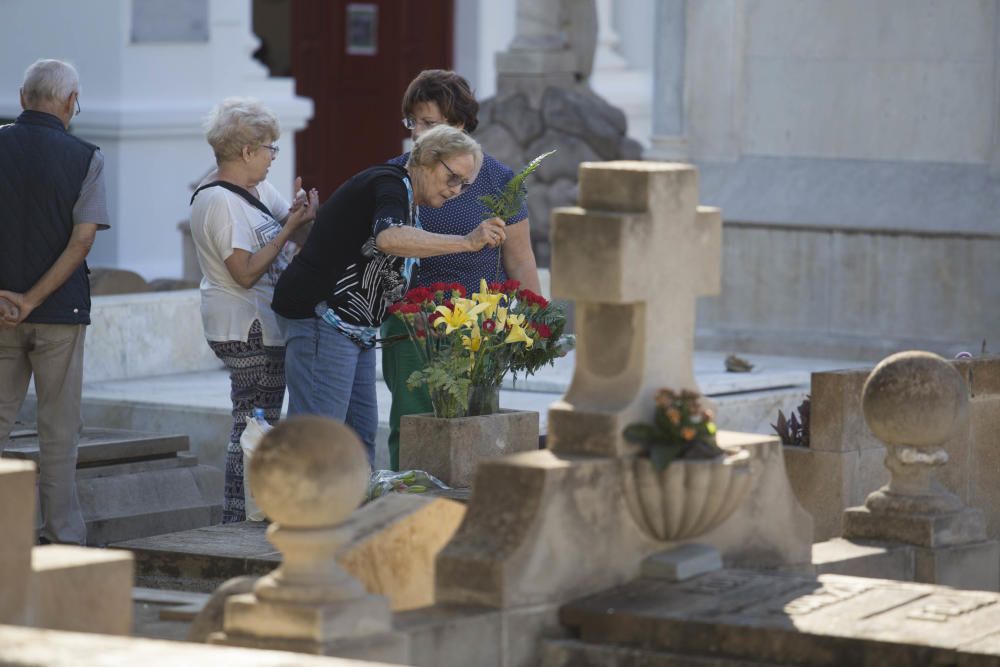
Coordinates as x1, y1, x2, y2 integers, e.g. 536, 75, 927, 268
832, 351, 1000, 590
399, 410, 539, 487
0, 460, 35, 625
28, 545, 134, 635
210, 416, 408, 664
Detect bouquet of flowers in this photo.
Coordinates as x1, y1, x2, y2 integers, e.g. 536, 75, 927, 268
387, 279, 574, 418
623, 389, 725, 470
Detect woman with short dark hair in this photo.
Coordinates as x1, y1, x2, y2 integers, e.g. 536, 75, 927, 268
382, 69, 542, 471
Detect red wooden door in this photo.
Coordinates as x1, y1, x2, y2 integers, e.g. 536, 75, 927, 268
291, 1, 454, 198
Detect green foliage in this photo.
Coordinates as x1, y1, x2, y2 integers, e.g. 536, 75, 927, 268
406, 353, 471, 418
479, 150, 557, 222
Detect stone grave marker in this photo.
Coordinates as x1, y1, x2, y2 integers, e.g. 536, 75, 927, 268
546, 161, 722, 457
4, 426, 221, 545
553, 569, 1000, 665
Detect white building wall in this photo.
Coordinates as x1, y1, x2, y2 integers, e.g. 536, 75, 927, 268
0, 0, 312, 280
741, 0, 997, 164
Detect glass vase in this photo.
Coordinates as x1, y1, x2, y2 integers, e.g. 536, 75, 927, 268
467, 383, 501, 417
430, 388, 467, 419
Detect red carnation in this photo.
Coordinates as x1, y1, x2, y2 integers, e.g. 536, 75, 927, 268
536, 323, 553, 339
429, 282, 450, 292
450, 284, 466, 297
488, 281, 504, 292
400, 303, 421, 314
503, 279, 521, 293
386, 302, 401, 314
428, 311, 442, 324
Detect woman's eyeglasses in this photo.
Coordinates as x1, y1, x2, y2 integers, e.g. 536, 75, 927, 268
438, 158, 472, 193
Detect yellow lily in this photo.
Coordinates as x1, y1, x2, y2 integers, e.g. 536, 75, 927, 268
505, 312, 526, 328
495, 306, 508, 328
434, 300, 489, 334
504, 321, 534, 348
461, 326, 483, 353
471, 279, 504, 318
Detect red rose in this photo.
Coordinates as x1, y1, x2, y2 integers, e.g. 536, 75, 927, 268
482, 319, 497, 333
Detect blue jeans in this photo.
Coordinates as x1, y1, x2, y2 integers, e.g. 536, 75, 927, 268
280, 316, 377, 466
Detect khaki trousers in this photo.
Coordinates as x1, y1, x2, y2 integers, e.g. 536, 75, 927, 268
0, 323, 87, 544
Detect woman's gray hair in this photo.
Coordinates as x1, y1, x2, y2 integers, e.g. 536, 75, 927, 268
408, 125, 483, 174
205, 97, 280, 163
22, 60, 79, 107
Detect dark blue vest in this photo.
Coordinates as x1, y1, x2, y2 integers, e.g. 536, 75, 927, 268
0, 110, 97, 325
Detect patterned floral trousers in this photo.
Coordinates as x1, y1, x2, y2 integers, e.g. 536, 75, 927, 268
208, 320, 286, 523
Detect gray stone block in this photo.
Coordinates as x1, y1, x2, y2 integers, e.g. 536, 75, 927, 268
811, 538, 914, 581
493, 92, 544, 146
399, 410, 539, 488
641, 544, 723, 582
913, 540, 1000, 591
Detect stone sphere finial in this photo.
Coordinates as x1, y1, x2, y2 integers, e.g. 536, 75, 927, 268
249, 416, 369, 529
862, 351, 968, 448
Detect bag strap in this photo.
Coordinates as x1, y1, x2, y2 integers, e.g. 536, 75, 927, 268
190, 180, 275, 220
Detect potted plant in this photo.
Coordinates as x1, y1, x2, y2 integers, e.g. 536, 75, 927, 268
389, 280, 573, 486
621, 389, 754, 542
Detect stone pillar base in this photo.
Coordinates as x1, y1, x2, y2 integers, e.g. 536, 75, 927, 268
913, 540, 1000, 591
210, 629, 409, 663
842, 506, 987, 548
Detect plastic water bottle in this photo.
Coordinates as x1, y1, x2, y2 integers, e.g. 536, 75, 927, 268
253, 407, 266, 424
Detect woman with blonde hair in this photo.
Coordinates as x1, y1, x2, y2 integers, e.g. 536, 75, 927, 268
190, 97, 318, 522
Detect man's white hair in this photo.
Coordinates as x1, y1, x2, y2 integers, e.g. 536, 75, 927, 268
22, 59, 80, 106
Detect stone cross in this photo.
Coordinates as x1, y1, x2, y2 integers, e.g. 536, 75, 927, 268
547, 161, 722, 457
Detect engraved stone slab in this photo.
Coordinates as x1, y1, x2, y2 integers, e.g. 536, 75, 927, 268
560, 569, 1000, 664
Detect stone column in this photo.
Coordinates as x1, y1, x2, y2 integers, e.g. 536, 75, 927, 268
210, 416, 407, 662
495, 0, 596, 103
843, 351, 1000, 590
646, 0, 688, 160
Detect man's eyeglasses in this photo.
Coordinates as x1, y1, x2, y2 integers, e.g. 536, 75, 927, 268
439, 158, 472, 193
74, 95, 80, 117
402, 117, 440, 131
261, 144, 280, 157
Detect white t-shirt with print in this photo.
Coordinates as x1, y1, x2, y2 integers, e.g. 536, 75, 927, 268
189, 180, 292, 346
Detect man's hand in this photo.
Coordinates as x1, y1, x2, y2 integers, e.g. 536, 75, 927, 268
0, 291, 31, 326
465, 217, 507, 251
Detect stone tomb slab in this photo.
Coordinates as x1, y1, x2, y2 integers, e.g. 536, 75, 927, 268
559, 569, 1000, 665
5, 427, 188, 465
4, 427, 222, 545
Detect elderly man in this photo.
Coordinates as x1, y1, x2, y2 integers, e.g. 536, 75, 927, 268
0, 59, 110, 545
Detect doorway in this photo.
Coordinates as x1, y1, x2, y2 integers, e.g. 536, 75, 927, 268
283, 1, 454, 197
